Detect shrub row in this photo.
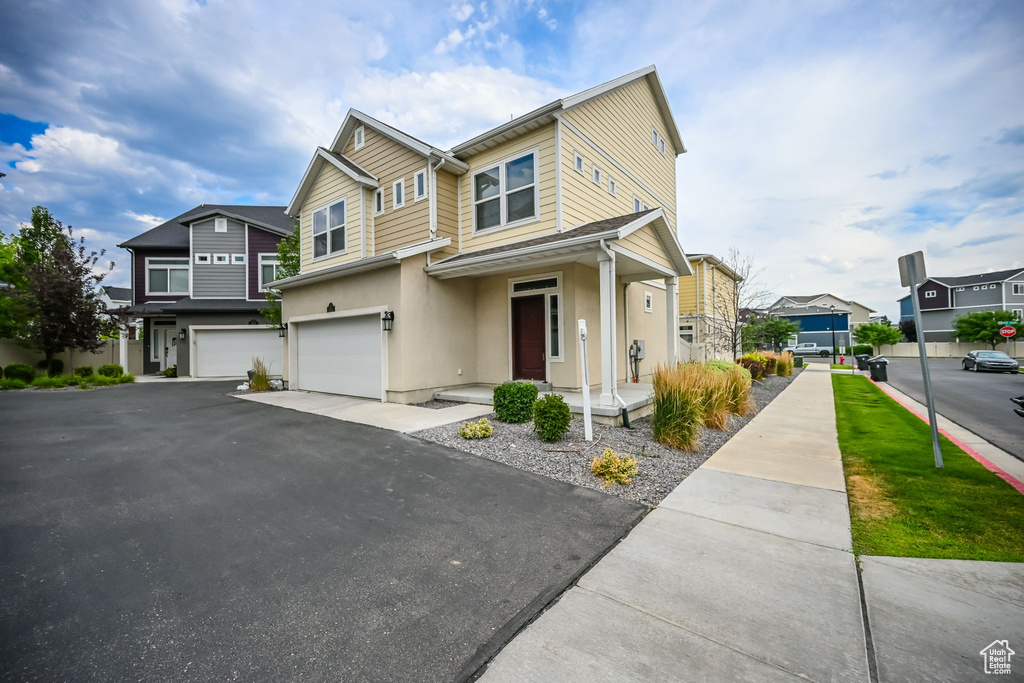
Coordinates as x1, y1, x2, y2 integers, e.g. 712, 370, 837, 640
651, 361, 753, 451
478, 382, 574, 443
1, 373, 136, 391
1, 363, 125, 382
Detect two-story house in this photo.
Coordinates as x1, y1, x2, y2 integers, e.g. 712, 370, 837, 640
118, 204, 293, 377
677, 253, 742, 360
273, 66, 692, 417
898, 267, 1024, 341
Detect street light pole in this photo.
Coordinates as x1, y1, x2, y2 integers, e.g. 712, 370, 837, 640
830, 304, 837, 364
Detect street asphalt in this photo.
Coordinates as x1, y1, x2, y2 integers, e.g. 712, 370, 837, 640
881, 358, 1024, 461
0, 382, 645, 682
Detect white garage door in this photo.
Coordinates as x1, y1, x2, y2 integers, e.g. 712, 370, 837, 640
194, 328, 284, 378
296, 316, 382, 399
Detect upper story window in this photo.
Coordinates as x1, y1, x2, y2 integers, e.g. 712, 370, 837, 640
473, 149, 538, 233
374, 188, 384, 215
215, 217, 227, 233
194, 254, 210, 265
393, 178, 405, 210
354, 126, 365, 150
633, 196, 649, 213
313, 199, 346, 258
414, 169, 427, 201
924, 290, 937, 298
651, 127, 666, 155
1014, 283, 1024, 295
608, 177, 617, 196
259, 254, 280, 290
573, 151, 584, 174
214, 254, 229, 264
147, 258, 189, 295
592, 165, 602, 185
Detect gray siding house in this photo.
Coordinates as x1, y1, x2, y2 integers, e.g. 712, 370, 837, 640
118, 205, 293, 378
898, 267, 1024, 341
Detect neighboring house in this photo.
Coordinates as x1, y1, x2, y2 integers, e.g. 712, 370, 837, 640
273, 66, 692, 413
98, 285, 140, 339
118, 205, 293, 377
898, 267, 1024, 341
771, 293, 874, 347
677, 253, 742, 360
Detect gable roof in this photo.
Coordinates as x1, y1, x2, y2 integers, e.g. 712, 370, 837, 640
286, 147, 381, 216
686, 253, 742, 282
118, 204, 291, 249
328, 110, 469, 173
932, 267, 1024, 287
451, 65, 685, 158
101, 286, 132, 302
775, 305, 850, 317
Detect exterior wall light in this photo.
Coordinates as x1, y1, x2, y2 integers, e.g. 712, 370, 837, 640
179, 328, 187, 340
382, 310, 395, 332
278, 322, 288, 338
327, 302, 336, 312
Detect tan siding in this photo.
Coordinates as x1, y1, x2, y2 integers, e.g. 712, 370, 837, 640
562, 78, 676, 222
706, 267, 738, 320
615, 225, 672, 270
299, 163, 362, 273
458, 123, 557, 253
343, 127, 431, 254
678, 260, 703, 315
434, 170, 459, 259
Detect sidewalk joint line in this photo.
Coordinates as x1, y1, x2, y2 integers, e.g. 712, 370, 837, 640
854, 558, 880, 683
860, 557, 1024, 610
656, 505, 853, 553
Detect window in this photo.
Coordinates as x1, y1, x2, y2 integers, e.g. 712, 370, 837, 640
573, 151, 584, 174
393, 178, 405, 209
259, 254, 280, 290
147, 258, 189, 295
313, 199, 346, 258
215, 217, 227, 233
513, 277, 558, 292
679, 324, 694, 343
414, 169, 427, 201
608, 177, 617, 196
473, 149, 538, 232
214, 254, 229, 264
633, 196, 649, 213
231, 254, 246, 264
1013, 283, 1024, 295
1012, 309, 1022, 320
549, 294, 559, 357
354, 125, 365, 150
644, 291, 654, 313
973, 286, 979, 291
194, 254, 210, 265
651, 127, 665, 154
374, 188, 384, 215
651, 128, 658, 147
956, 287, 964, 291
924, 290, 936, 298
592, 165, 602, 185
659, 137, 666, 155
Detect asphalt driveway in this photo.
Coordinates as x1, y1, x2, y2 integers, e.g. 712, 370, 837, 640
882, 358, 1024, 461
0, 382, 645, 682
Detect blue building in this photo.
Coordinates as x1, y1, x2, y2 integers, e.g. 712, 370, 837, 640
776, 305, 851, 348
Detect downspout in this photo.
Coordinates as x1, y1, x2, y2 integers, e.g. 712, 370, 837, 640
599, 239, 630, 426
694, 257, 706, 356
623, 282, 631, 382
427, 158, 445, 266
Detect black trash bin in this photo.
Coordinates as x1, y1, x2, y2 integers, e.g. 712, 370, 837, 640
855, 354, 871, 371
868, 356, 889, 382
793, 356, 804, 368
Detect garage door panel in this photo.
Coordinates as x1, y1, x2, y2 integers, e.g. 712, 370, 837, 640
195, 329, 284, 378
296, 316, 382, 399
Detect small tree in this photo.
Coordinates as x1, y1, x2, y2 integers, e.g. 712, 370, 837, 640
748, 315, 801, 351
259, 221, 300, 328
853, 322, 902, 355
11, 208, 112, 375
705, 247, 774, 360
952, 310, 1023, 349
898, 319, 916, 343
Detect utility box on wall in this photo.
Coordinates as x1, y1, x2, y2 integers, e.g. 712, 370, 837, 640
631, 339, 646, 360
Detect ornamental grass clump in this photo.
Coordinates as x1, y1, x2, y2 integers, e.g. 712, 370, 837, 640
759, 351, 779, 375
493, 381, 539, 423
591, 448, 639, 487
775, 351, 794, 377
703, 361, 753, 417
533, 393, 572, 442
97, 364, 123, 378
651, 363, 708, 451
249, 358, 271, 392
458, 418, 493, 439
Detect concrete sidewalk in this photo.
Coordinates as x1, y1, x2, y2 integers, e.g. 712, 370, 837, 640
233, 390, 492, 433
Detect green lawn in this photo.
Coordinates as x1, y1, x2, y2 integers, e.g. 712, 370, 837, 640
832, 374, 1024, 562
830, 363, 857, 370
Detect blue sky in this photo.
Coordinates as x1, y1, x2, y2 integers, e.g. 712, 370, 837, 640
1, 0, 1023, 318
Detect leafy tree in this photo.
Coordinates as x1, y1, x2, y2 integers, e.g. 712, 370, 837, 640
853, 322, 902, 354
259, 221, 300, 328
952, 310, 1023, 349
898, 319, 916, 343
9, 208, 112, 375
747, 315, 801, 351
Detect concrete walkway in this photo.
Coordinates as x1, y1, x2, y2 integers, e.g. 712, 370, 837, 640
478, 365, 1024, 682
233, 390, 492, 433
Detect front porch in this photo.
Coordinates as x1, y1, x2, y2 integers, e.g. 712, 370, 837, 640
434, 382, 654, 425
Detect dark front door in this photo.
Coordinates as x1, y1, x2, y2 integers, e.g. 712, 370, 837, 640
512, 295, 546, 381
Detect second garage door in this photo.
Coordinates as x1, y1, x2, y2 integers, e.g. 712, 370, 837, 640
295, 316, 382, 399
194, 328, 284, 378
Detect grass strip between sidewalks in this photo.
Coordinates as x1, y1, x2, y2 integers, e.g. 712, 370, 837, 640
832, 374, 1024, 562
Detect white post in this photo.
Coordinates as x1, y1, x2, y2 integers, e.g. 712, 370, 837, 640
578, 319, 593, 441
665, 276, 678, 366
598, 250, 616, 406
119, 324, 128, 370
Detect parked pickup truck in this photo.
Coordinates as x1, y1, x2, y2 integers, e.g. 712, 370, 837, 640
783, 342, 833, 357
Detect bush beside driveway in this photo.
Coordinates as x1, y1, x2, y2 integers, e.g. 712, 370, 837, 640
0, 382, 644, 682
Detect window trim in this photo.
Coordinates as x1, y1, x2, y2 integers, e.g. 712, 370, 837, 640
644, 291, 654, 313
373, 188, 384, 216
145, 257, 190, 296
1013, 283, 1024, 295
924, 290, 937, 298
311, 198, 348, 261
507, 272, 563, 365
472, 146, 540, 235
633, 195, 649, 213
414, 168, 427, 202
214, 217, 227, 233
214, 253, 229, 264
231, 254, 246, 265
573, 151, 584, 174
194, 253, 210, 265
392, 178, 405, 210
1011, 308, 1023, 320
608, 176, 617, 196
592, 165, 602, 185
258, 253, 281, 291
353, 125, 365, 151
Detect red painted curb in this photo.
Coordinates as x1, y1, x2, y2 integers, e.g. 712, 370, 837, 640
868, 379, 1024, 495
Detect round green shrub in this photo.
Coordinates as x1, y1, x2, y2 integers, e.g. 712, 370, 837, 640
703, 360, 737, 373
852, 344, 873, 356
533, 393, 572, 443
37, 358, 64, 375
74, 366, 92, 378
4, 363, 35, 383
97, 364, 124, 378
492, 381, 539, 423
458, 418, 493, 439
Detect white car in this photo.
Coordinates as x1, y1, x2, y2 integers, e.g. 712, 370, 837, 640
783, 342, 832, 357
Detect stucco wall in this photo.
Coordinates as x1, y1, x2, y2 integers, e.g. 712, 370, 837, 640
0, 339, 143, 375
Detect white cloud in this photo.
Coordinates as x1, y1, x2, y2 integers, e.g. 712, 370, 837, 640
124, 211, 165, 227
435, 28, 471, 54
452, 3, 474, 21
538, 8, 556, 30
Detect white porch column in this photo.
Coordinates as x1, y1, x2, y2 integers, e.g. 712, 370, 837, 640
598, 250, 616, 406
119, 324, 128, 370
665, 276, 678, 365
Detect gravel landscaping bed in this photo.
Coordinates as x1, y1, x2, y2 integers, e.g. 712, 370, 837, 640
413, 370, 800, 507
411, 399, 464, 410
